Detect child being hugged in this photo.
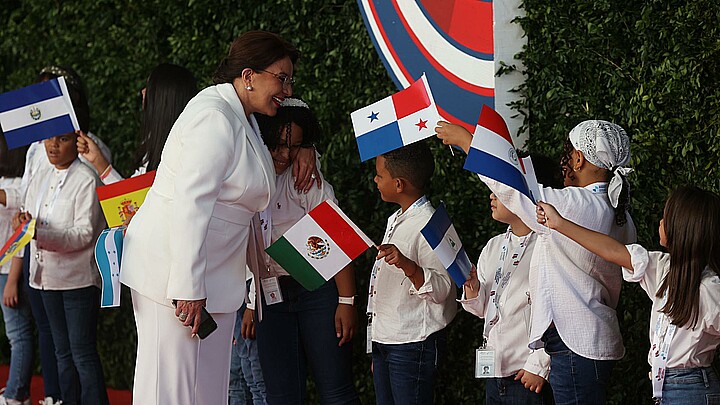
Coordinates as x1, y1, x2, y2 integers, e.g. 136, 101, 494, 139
537, 186, 720, 404
460, 154, 560, 405
369, 141, 457, 405
13, 130, 108, 405
437, 120, 636, 404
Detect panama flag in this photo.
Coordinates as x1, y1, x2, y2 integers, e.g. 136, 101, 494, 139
351, 74, 441, 161
464, 105, 541, 203
0, 77, 79, 149
421, 202, 472, 288
266, 200, 374, 291
96, 171, 156, 228
95, 227, 125, 307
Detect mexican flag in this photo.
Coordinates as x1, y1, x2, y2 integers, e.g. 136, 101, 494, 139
265, 200, 374, 291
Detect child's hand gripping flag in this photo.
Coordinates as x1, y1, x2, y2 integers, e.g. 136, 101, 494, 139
351, 74, 441, 161
0, 77, 80, 149
265, 200, 374, 291
420, 202, 472, 288
0, 219, 36, 267
463, 105, 542, 203
96, 171, 156, 228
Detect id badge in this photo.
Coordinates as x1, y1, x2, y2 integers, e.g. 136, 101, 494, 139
475, 348, 495, 378
261, 277, 283, 305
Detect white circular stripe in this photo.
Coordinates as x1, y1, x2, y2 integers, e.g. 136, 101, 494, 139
396, 1, 495, 89
359, 0, 411, 88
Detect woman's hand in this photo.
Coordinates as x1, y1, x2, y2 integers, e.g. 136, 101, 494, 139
241, 308, 255, 340
174, 298, 207, 336
77, 131, 110, 175
335, 302, 357, 347
292, 146, 321, 193
463, 265, 480, 299
536, 202, 563, 229
435, 121, 473, 153
515, 369, 546, 394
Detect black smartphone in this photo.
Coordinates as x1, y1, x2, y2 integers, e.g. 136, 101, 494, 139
172, 300, 218, 340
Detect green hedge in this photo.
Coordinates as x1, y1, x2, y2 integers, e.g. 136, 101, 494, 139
1, 0, 718, 403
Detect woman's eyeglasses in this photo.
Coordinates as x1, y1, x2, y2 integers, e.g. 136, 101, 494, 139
257, 69, 295, 88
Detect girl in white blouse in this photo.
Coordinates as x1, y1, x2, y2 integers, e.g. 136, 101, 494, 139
537, 186, 720, 404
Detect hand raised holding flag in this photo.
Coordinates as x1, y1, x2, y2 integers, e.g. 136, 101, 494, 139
376, 244, 425, 289
435, 121, 473, 153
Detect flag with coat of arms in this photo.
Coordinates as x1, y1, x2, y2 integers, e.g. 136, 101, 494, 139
0, 77, 79, 149
351, 74, 441, 161
96, 171, 156, 228
420, 202, 472, 288
463, 105, 542, 203
265, 200, 374, 291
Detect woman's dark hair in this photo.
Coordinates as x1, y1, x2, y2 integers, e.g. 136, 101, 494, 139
212, 31, 299, 85
255, 98, 320, 150
560, 138, 629, 226
518, 151, 562, 189
0, 129, 28, 178
135, 64, 198, 171
37, 65, 90, 133
656, 186, 720, 328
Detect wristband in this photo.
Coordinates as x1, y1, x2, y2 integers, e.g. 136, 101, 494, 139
99, 164, 112, 180
338, 296, 355, 306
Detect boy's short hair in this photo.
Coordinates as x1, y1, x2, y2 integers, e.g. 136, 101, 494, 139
381, 141, 434, 192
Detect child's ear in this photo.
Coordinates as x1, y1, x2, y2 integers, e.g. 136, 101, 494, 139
394, 177, 405, 193
574, 150, 586, 171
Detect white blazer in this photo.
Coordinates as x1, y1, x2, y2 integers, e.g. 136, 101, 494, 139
120, 83, 276, 313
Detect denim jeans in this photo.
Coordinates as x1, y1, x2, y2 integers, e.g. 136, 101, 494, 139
230, 302, 267, 405
41, 286, 109, 405
0, 273, 33, 401
660, 367, 720, 405
256, 277, 359, 405
485, 375, 555, 405
372, 329, 447, 405
23, 249, 60, 401
542, 327, 614, 405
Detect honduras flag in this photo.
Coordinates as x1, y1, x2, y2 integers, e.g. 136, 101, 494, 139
95, 227, 125, 307
351, 74, 441, 161
464, 105, 541, 203
0, 77, 79, 149
421, 202, 472, 288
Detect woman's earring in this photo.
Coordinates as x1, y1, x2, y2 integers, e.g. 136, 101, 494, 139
245, 85, 253, 91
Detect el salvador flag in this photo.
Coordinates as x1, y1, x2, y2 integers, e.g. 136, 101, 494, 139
421, 202, 472, 288
0, 77, 79, 149
464, 105, 541, 203
351, 74, 441, 161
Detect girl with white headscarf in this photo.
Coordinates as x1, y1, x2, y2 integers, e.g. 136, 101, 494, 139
436, 119, 636, 405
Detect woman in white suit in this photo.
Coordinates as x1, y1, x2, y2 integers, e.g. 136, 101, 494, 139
120, 31, 303, 404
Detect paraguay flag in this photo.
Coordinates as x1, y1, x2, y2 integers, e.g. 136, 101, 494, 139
266, 200, 374, 291
464, 105, 540, 203
421, 202, 472, 288
351, 74, 440, 161
0, 219, 36, 267
0, 77, 79, 149
95, 227, 124, 307
96, 171, 156, 228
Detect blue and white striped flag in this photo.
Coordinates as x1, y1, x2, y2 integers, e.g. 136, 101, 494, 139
0, 77, 79, 149
95, 227, 125, 308
421, 202, 472, 288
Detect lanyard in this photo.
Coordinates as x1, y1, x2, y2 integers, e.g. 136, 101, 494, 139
258, 208, 273, 269
366, 196, 428, 317
651, 293, 677, 400
33, 162, 74, 227
483, 226, 532, 339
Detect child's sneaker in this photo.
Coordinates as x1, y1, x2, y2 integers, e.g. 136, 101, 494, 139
37, 398, 62, 405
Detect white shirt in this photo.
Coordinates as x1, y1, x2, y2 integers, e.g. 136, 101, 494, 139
368, 199, 457, 344
0, 177, 21, 275
623, 244, 720, 368
24, 159, 105, 290
482, 176, 636, 360
3, 133, 112, 210
102, 162, 147, 185
459, 231, 551, 379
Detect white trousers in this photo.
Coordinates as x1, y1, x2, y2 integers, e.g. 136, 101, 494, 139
130, 289, 235, 405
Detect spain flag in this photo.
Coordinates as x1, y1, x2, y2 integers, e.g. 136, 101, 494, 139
96, 171, 156, 228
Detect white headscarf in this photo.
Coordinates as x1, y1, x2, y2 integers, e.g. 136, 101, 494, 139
569, 120, 632, 208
